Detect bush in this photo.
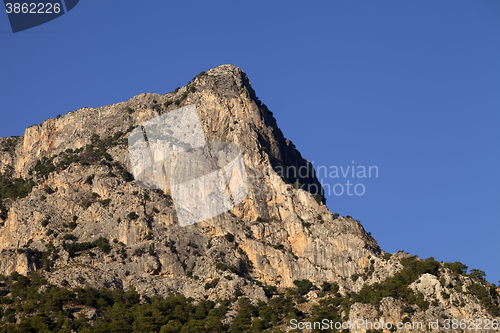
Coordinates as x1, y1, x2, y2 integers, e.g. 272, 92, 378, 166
204, 278, 219, 290
113, 131, 123, 140
0, 176, 36, 200
44, 186, 55, 194
134, 248, 145, 256
224, 233, 235, 242
215, 262, 227, 271
62, 237, 110, 256
314, 194, 322, 204
444, 261, 468, 275
273, 244, 285, 251
63, 234, 77, 241
469, 269, 486, 281
293, 279, 314, 295
321, 282, 339, 293
121, 170, 134, 182
127, 212, 139, 220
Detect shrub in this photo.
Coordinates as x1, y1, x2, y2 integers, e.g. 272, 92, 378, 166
444, 261, 468, 275
84, 175, 94, 185
293, 279, 314, 295
273, 244, 285, 251
41, 219, 50, 227
204, 278, 219, 290
314, 194, 322, 204
215, 262, 227, 271
113, 131, 123, 140
127, 212, 139, 220
134, 248, 145, 256
121, 170, 134, 182
81, 201, 92, 209
62, 237, 110, 256
63, 234, 77, 241
224, 233, 235, 242
127, 107, 134, 114
0, 176, 36, 200
469, 269, 486, 281
44, 186, 55, 194
68, 222, 77, 230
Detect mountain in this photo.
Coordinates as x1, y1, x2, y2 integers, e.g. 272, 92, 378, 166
0, 65, 498, 332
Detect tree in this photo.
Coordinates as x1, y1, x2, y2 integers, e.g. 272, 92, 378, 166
469, 269, 486, 281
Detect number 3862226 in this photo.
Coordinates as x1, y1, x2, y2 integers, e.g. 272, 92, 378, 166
5, 3, 61, 14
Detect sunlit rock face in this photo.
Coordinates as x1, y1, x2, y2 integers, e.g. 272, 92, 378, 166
1, 66, 498, 328
0, 64, 378, 296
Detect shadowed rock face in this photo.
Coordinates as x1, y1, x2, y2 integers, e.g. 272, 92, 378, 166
0, 64, 377, 299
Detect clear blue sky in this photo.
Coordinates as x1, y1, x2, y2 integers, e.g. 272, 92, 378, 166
1, 1, 499, 284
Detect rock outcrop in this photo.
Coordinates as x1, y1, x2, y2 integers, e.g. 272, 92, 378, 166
0, 65, 497, 330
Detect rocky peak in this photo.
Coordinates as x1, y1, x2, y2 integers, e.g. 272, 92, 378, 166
1, 65, 497, 330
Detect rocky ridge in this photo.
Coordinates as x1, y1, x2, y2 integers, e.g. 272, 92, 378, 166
0, 65, 498, 331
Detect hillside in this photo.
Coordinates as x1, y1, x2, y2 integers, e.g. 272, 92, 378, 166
0, 65, 498, 332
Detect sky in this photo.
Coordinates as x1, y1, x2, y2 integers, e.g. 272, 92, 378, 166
0, 1, 499, 284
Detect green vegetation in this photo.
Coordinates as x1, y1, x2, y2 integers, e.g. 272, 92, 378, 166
204, 278, 219, 290
127, 212, 139, 220
215, 262, 227, 271
0, 256, 498, 333
30, 132, 132, 182
224, 233, 235, 242
467, 283, 499, 316
1, 136, 20, 152
62, 237, 110, 256
0, 175, 36, 200
314, 193, 322, 205
293, 279, 315, 296
346, 256, 440, 311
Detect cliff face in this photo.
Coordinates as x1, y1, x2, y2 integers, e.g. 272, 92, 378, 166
0, 65, 379, 291
0, 65, 498, 329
